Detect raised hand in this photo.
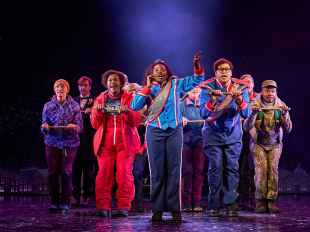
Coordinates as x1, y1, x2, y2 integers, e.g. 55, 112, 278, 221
120, 105, 129, 113
211, 89, 223, 96
280, 104, 290, 115
96, 104, 104, 111
193, 50, 202, 70
251, 102, 261, 114
67, 123, 78, 130
146, 75, 153, 88
229, 83, 242, 98
41, 122, 50, 131
182, 117, 189, 126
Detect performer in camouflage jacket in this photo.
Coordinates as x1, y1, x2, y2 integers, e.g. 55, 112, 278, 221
244, 80, 292, 213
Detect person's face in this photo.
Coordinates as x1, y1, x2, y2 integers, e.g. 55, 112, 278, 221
54, 83, 68, 101
188, 87, 201, 101
215, 63, 232, 85
107, 74, 121, 95
78, 80, 91, 96
243, 76, 254, 92
262, 87, 277, 103
152, 64, 168, 83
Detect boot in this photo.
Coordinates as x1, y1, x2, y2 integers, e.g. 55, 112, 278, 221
151, 212, 163, 222
267, 200, 280, 214
255, 199, 267, 213
112, 209, 129, 217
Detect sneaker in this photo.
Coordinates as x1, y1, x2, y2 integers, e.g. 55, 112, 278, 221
192, 206, 203, 212
96, 210, 111, 218
226, 203, 239, 217
207, 208, 222, 217
171, 211, 182, 222
182, 207, 192, 212
151, 212, 163, 222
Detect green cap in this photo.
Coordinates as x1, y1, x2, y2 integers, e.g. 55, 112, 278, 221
262, 80, 277, 88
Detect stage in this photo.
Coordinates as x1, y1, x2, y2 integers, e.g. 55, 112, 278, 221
0, 195, 309, 232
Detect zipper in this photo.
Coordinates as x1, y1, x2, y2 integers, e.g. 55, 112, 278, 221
113, 115, 116, 145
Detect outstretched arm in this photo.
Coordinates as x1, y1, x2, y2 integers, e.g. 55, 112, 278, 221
177, 51, 205, 93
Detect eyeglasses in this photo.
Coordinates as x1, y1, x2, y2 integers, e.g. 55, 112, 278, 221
217, 68, 231, 72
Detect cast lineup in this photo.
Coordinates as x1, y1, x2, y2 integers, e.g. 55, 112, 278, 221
41, 53, 292, 222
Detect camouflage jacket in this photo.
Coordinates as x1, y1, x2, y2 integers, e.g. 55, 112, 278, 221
243, 94, 292, 148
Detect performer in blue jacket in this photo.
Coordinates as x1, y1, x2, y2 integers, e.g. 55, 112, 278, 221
131, 53, 204, 222
199, 58, 251, 217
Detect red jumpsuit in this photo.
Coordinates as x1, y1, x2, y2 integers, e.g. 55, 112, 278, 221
91, 91, 141, 210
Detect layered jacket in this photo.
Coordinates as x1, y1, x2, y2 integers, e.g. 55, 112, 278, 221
199, 78, 251, 145
243, 94, 292, 147
91, 91, 141, 156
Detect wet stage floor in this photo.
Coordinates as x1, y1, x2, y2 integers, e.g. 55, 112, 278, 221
0, 195, 310, 232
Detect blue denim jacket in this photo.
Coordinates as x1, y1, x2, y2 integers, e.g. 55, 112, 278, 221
41, 95, 83, 149
180, 98, 203, 132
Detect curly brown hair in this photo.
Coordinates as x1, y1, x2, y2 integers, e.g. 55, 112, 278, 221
142, 59, 174, 85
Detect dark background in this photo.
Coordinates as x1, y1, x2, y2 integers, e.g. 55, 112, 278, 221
0, 0, 309, 171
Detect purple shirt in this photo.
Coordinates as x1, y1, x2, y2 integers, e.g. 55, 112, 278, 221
41, 95, 83, 149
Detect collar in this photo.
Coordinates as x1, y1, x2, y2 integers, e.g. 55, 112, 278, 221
215, 79, 232, 91
108, 91, 122, 100
52, 95, 72, 105
80, 94, 91, 99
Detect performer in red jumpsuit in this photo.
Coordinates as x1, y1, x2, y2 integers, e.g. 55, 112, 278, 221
91, 70, 141, 218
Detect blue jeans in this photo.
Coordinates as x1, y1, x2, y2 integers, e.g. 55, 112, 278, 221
205, 142, 242, 209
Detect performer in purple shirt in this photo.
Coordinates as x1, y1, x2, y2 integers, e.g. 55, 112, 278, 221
41, 79, 83, 213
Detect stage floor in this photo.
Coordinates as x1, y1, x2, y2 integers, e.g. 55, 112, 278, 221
0, 195, 309, 232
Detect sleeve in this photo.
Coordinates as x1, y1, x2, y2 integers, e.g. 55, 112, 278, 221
238, 90, 251, 119
41, 103, 49, 135
131, 87, 151, 111
177, 73, 205, 94
126, 108, 142, 127
281, 111, 292, 134
73, 104, 83, 133
243, 98, 258, 132
180, 101, 185, 117
124, 93, 142, 127
243, 113, 258, 132
199, 88, 215, 119
90, 97, 105, 130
